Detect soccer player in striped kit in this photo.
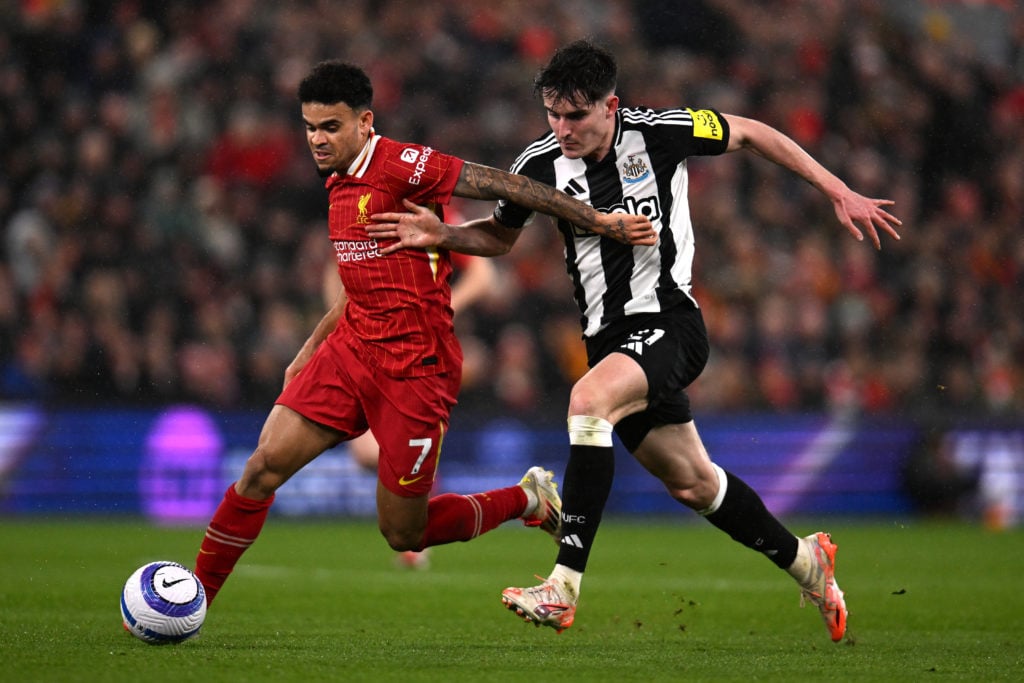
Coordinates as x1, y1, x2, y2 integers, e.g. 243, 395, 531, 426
193, 59, 656, 608
369, 40, 902, 642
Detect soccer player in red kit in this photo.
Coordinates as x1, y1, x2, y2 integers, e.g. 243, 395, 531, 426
323, 244, 499, 571
193, 60, 656, 608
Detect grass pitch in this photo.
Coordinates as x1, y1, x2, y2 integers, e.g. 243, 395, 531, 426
2, 517, 1021, 682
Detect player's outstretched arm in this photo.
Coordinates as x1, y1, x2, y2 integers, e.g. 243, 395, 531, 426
454, 162, 656, 246
724, 114, 903, 250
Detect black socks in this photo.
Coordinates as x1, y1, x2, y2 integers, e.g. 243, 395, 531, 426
555, 442, 615, 572
704, 467, 798, 569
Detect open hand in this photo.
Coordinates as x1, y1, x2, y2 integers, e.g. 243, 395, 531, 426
368, 199, 446, 254
833, 191, 902, 250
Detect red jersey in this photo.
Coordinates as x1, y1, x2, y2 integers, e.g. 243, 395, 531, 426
325, 133, 465, 377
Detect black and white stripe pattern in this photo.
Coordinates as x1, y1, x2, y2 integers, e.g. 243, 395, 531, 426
496, 106, 729, 337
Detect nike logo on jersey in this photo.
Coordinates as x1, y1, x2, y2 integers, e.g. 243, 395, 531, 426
398, 474, 425, 486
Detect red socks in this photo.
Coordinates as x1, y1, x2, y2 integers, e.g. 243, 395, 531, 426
194, 484, 526, 602
194, 485, 274, 605
420, 486, 527, 548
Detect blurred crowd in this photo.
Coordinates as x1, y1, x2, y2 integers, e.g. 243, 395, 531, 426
1, 0, 1022, 423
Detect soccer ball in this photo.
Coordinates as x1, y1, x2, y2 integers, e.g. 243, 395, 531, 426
120, 561, 207, 644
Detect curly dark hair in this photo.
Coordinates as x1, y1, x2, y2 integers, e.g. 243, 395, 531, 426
297, 60, 373, 110
533, 39, 617, 107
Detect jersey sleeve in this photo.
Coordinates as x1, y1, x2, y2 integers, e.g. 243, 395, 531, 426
382, 142, 465, 205
668, 106, 731, 157
492, 195, 532, 229
492, 138, 555, 229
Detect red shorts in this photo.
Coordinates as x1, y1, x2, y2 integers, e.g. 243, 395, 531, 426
276, 336, 460, 497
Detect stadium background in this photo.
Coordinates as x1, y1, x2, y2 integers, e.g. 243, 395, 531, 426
1, 1, 1021, 526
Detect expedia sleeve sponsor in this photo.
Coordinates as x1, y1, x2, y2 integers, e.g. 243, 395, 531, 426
407, 147, 435, 185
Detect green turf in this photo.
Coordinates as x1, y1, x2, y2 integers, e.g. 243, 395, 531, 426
1, 517, 1021, 682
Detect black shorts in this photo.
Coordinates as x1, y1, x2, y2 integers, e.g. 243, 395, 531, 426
584, 304, 709, 451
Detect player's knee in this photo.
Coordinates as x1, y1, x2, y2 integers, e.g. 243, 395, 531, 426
569, 378, 644, 425
378, 523, 423, 552
568, 383, 607, 418
238, 449, 287, 498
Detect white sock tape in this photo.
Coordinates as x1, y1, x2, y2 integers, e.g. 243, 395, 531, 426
698, 463, 728, 516
567, 415, 614, 447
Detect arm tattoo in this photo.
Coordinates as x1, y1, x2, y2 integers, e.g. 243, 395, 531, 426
456, 162, 612, 233
607, 218, 629, 242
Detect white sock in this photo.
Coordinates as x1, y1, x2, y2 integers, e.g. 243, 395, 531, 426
521, 488, 539, 517
548, 564, 582, 599
786, 536, 814, 587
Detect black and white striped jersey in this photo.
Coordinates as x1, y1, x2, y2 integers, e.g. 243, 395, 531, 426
494, 106, 730, 337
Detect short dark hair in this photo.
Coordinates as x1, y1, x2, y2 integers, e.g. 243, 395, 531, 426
533, 39, 617, 107
298, 60, 373, 110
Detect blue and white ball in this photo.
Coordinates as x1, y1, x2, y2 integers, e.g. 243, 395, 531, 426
120, 561, 207, 644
